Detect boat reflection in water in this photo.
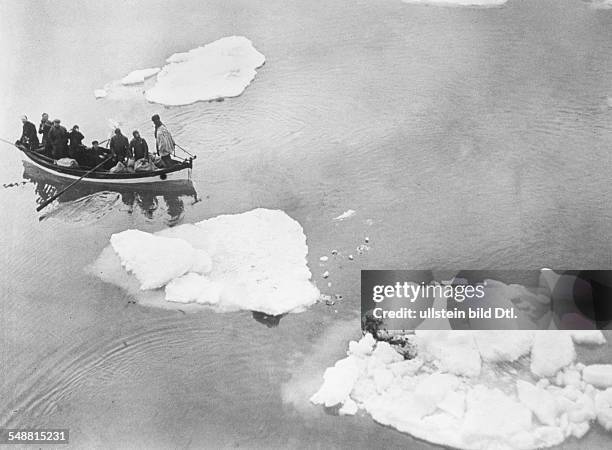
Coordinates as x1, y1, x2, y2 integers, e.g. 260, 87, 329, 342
23, 162, 199, 225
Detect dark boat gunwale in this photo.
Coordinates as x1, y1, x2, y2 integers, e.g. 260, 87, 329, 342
16, 144, 192, 180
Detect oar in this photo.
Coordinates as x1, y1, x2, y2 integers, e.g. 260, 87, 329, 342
36, 157, 112, 212
0, 137, 18, 146
175, 143, 196, 159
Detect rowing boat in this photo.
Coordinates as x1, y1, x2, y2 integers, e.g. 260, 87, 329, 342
15, 143, 193, 185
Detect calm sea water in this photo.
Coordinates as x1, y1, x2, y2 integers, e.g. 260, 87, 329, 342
2, 0, 612, 448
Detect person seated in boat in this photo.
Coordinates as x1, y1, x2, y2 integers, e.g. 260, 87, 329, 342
129, 130, 149, 161
68, 125, 85, 160
19, 115, 39, 151
109, 128, 130, 163
77, 140, 112, 170
86, 140, 114, 170
151, 114, 175, 168
47, 119, 69, 159
38, 113, 52, 152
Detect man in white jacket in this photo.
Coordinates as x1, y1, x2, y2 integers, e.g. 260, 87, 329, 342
151, 114, 175, 168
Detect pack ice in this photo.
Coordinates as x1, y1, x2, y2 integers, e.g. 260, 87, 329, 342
92, 208, 319, 315
311, 329, 612, 449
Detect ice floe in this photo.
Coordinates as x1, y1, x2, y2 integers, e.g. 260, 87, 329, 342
333, 209, 356, 221
90, 208, 319, 315
120, 67, 160, 85
93, 89, 107, 99
310, 330, 611, 449
94, 36, 264, 105
145, 36, 265, 105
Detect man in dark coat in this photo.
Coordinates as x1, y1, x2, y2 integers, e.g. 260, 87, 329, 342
38, 113, 52, 148
129, 130, 149, 160
47, 119, 68, 159
109, 128, 130, 163
68, 125, 85, 159
20, 115, 39, 150
79, 140, 113, 170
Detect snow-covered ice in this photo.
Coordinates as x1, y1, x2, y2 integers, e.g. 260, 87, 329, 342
120, 67, 161, 85
530, 331, 576, 378
570, 330, 606, 345
90, 208, 319, 315
583, 365, 612, 389
310, 329, 609, 450
145, 36, 265, 105
110, 229, 211, 290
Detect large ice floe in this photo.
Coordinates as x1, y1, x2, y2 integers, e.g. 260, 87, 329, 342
89, 208, 319, 315
310, 329, 612, 449
94, 36, 265, 105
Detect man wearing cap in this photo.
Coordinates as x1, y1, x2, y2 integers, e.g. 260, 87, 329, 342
19, 115, 39, 150
47, 119, 68, 159
38, 113, 52, 148
151, 114, 175, 168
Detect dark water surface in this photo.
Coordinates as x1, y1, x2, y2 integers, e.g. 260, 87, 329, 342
2, 0, 612, 448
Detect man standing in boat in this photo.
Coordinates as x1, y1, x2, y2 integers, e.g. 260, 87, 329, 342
47, 119, 68, 159
109, 128, 130, 164
151, 114, 175, 168
38, 113, 52, 149
19, 115, 39, 150
129, 130, 149, 161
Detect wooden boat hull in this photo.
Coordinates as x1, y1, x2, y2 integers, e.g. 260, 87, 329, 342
17, 144, 193, 185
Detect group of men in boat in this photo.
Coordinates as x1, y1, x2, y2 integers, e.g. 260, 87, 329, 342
18, 113, 177, 172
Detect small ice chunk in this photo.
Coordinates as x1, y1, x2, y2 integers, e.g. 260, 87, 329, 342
530, 332, 576, 378
583, 364, 612, 388
339, 398, 358, 415
94, 89, 107, 98
595, 388, 612, 430
516, 380, 559, 426
371, 341, 404, 365
474, 331, 533, 362
569, 330, 606, 346
120, 67, 160, 85
310, 356, 364, 407
348, 333, 376, 357
322, 271, 329, 279
333, 209, 356, 221
319, 256, 328, 262
415, 331, 481, 377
